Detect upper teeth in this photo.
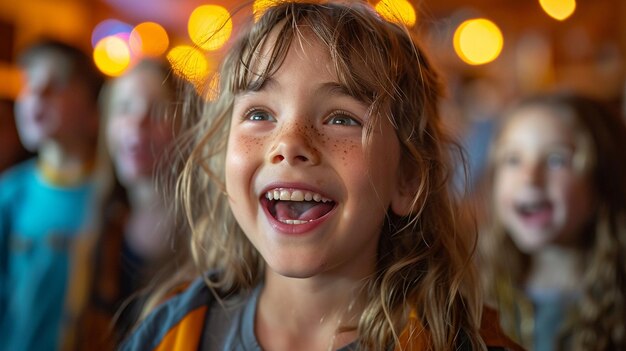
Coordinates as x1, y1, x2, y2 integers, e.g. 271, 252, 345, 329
265, 189, 332, 202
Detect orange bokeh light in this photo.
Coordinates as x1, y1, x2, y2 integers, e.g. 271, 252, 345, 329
129, 22, 169, 57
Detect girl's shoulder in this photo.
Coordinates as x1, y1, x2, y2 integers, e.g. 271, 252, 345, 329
119, 276, 213, 351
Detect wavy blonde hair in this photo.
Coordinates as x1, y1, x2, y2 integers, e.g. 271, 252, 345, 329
480, 92, 626, 350
173, 2, 483, 349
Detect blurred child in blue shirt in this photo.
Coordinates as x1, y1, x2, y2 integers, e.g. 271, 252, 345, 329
0, 39, 104, 351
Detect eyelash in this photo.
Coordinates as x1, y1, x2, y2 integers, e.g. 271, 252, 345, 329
325, 110, 362, 127
243, 107, 275, 122
241, 107, 362, 126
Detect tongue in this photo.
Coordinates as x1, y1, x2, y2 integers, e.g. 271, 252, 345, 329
274, 201, 334, 222
519, 204, 553, 226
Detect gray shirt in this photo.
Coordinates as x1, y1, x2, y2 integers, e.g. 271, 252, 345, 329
200, 284, 357, 350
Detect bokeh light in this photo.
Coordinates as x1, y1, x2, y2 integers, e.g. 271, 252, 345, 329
0, 65, 22, 99
91, 19, 133, 48
93, 36, 131, 76
375, 0, 417, 27
129, 22, 169, 57
253, 0, 279, 22
539, 0, 576, 21
453, 18, 503, 65
188, 5, 233, 51
167, 45, 211, 85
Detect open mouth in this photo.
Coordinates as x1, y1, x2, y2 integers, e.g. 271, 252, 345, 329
261, 188, 336, 224
514, 200, 553, 223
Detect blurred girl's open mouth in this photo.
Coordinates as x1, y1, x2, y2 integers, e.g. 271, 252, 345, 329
515, 200, 553, 227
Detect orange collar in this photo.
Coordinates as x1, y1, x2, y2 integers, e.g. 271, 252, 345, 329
38, 159, 95, 187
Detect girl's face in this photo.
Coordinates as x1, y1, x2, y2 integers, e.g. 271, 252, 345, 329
106, 68, 174, 186
494, 106, 595, 252
225, 32, 409, 279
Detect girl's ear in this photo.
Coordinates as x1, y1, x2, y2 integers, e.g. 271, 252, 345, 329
390, 163, 420, 217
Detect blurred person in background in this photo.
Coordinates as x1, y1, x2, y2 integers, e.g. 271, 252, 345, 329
0, 39, 105, 350
479, 92, 626, 350
0, 98, 32, 172
76, 58, 189, 349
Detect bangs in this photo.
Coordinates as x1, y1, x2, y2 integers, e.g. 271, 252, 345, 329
226, 2, 404, 117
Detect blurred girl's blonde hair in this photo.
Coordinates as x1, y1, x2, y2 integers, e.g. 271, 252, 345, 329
170, 2, 483, 349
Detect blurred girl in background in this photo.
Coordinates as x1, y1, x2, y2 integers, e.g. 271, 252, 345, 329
480, 92, 626, 350
78, 58, 189, 348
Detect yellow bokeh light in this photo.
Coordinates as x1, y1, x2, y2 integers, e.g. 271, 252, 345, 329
129, 22, 170, 57
253, 0, 280, 22
375, 0, 417, 27
539, 0, 576, 21
188, 5, 233, 51
453, 18, 503, 65
93, 36, 131, 76
167, 45, 211, 85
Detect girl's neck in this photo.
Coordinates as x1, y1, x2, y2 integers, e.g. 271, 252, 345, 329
38, 141, 96, 186
127, 180, 160, 210
256, 271, 367, 351
125, 182, 171, 260
525, 245, 585, 293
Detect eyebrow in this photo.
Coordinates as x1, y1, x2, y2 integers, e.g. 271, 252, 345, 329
318, 81, 354, 98
243, 77, 356, 99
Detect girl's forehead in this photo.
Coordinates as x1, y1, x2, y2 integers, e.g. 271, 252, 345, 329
242, 25, 341, 94
508, 105, 575, 130
500, 106, 579, 146
257, 24, 330, 66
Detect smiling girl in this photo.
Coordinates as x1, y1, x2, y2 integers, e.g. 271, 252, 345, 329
480, 92, 626, 350
121, 2, 521, 350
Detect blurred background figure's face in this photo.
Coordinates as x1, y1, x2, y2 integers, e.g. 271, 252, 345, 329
493, 107, 595, 252
15, 55, 95, 152
106, 67, 174, 185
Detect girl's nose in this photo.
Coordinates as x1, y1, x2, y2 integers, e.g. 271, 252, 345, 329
267, 125, 320, 166
523, 162, 545, 186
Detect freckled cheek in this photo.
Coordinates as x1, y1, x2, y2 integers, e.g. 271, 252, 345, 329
226, 132, 264, 186
324, 137, 362, 167
230, 131, 265, 156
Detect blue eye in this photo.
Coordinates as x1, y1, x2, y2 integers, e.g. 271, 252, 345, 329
326, 111, 361, 126
546, 152, 570, 169
245, 109, 275, 122
499, 153, 521, 168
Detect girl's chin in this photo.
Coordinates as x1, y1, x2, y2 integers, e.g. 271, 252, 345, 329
117, 169, 153, 185
511, 234, 553, 253
265, 262, 327, 280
